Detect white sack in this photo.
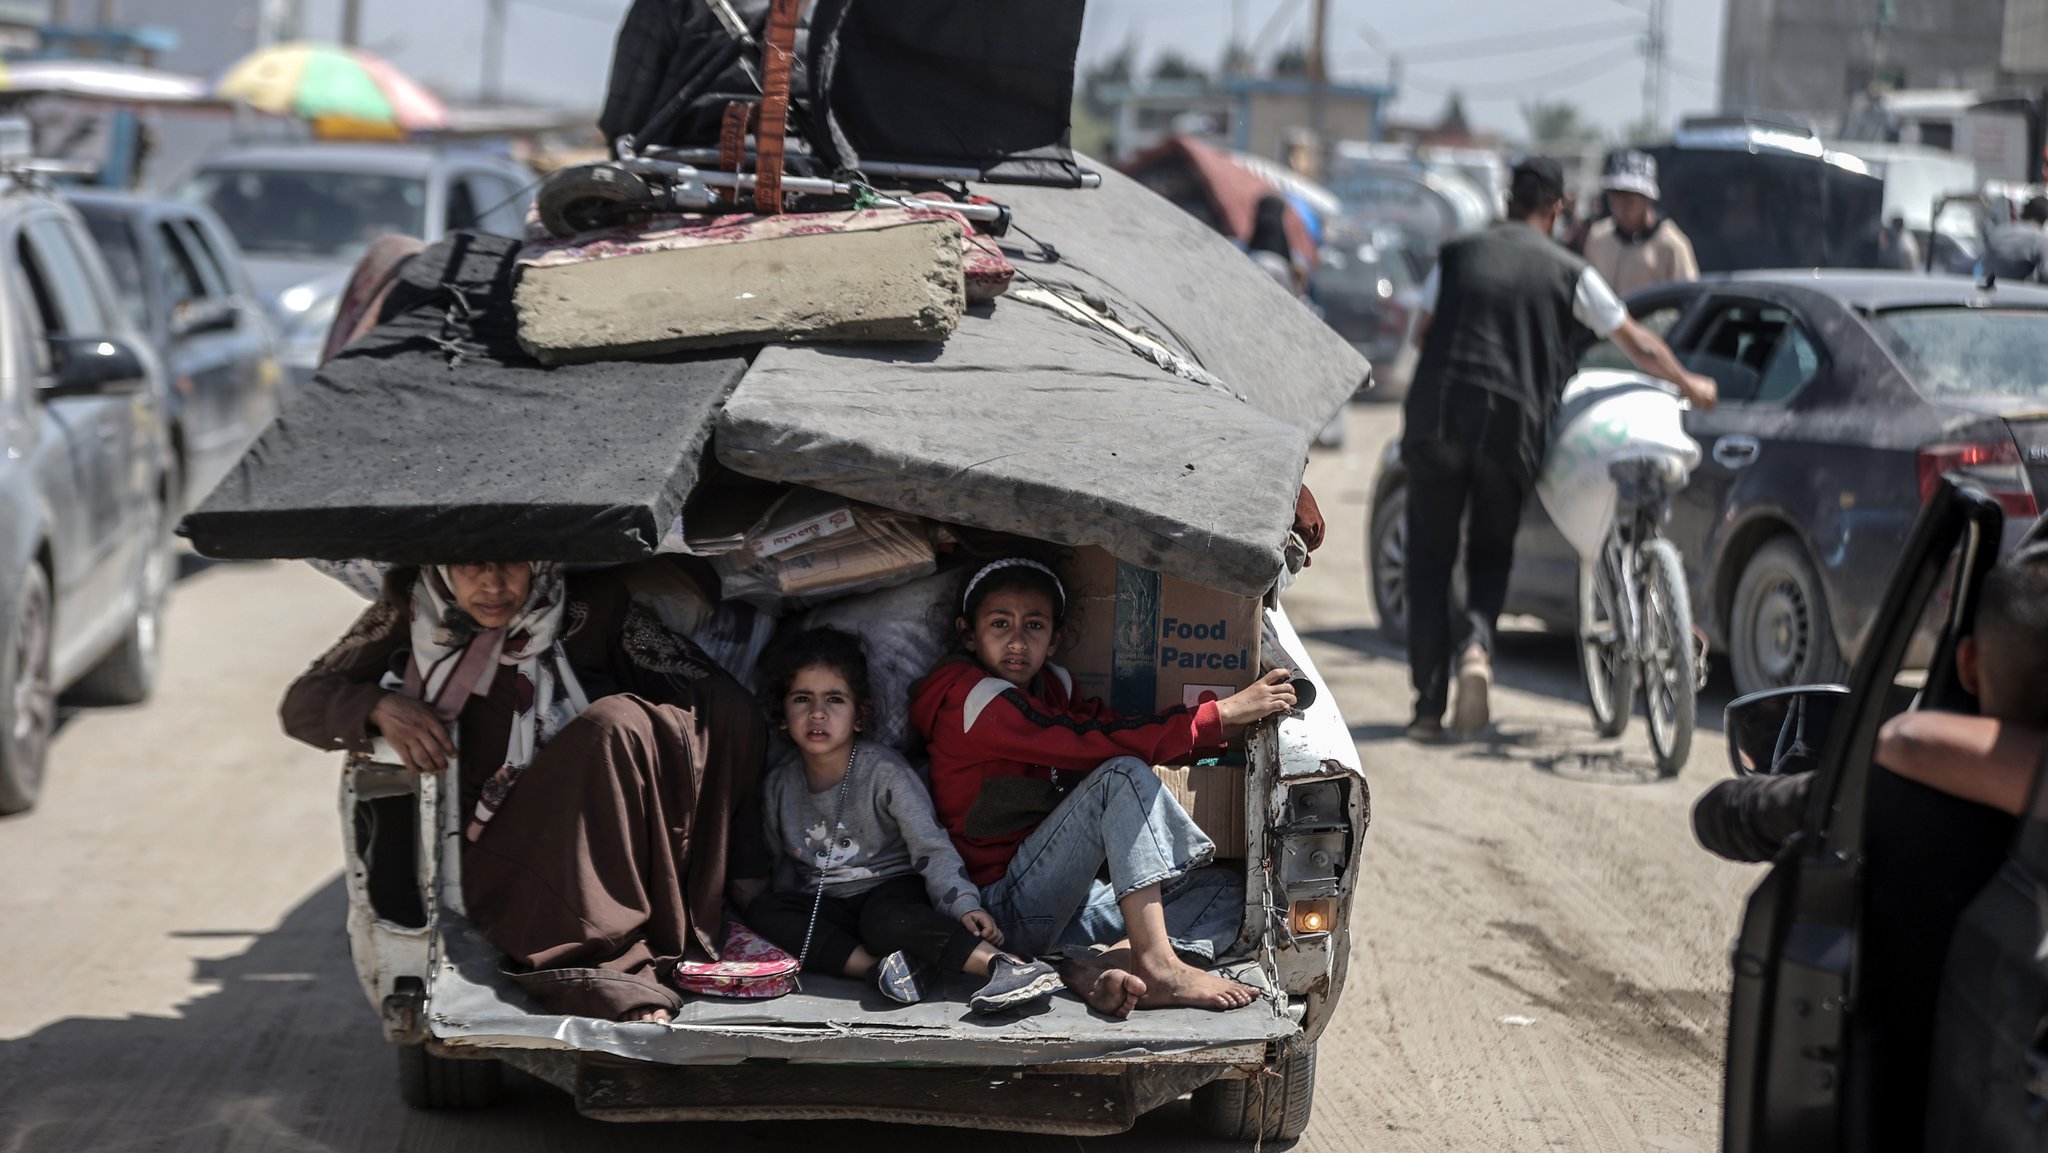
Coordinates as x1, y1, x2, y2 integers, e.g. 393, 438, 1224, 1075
1536, 371, 1702, 559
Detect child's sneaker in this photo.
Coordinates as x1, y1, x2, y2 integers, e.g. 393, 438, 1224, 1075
875, 951, 933, 1005
969, 956, 1062, 1014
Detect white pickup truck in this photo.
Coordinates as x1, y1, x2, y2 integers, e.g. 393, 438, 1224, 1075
337, 589, 1366, 1142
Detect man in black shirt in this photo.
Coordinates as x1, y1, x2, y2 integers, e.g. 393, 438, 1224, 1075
1980, 196, 2048, 283
1402, 156, 1717, 741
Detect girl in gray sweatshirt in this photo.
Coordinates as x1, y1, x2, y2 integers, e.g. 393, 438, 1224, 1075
742, 628, 1062, 1013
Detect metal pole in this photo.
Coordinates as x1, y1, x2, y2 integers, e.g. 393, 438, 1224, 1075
340, 0, 361, 45
1308, 0, 1329, 178
482, 0, 508, 102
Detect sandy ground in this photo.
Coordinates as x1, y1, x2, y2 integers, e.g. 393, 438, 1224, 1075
0, 400, 1761, 1151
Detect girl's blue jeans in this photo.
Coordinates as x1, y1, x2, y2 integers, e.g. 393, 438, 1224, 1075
978, 757, 1245, 962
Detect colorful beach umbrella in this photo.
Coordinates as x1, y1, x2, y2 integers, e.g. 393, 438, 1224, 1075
215, 42, 445, 135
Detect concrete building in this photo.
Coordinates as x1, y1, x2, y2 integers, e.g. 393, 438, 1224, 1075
1719, 0, 2008, 127
1107, 76, 1392, 167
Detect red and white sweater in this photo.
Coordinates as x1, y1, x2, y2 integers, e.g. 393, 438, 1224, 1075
908, 657, 1226, 886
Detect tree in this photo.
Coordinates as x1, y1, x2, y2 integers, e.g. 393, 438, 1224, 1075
1220, 39, 1253, 79
1438, 91, 1471, 137
1150, 50, 1206, 84
1271, 40, 1310, 78
1079, 41, 1135, 117
1521, 100, 1597, 147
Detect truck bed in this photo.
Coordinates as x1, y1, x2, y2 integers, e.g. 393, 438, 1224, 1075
426, 913, 1301, 1067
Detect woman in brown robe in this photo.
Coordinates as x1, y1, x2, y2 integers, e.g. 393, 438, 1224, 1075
282, 560, 767, 1023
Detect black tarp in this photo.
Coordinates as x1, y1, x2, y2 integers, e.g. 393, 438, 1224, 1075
1651, 147, 1889, 272
179, 233, 749, 564
598, 0, 1084, 185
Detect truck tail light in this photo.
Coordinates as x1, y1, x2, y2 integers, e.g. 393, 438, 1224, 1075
1917, 441, 2038, 517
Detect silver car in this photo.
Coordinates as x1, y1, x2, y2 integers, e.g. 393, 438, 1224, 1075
169, 142, 535, 395
0, 177, 175, 814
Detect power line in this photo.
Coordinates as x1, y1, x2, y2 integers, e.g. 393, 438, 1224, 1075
1394, 45, 1643, 98
1394, 19, 1646, 63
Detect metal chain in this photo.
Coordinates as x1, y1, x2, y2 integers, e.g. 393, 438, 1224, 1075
793, 740, 859, 981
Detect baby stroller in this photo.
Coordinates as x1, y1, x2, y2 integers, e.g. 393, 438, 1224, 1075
537, 0, 1095, 238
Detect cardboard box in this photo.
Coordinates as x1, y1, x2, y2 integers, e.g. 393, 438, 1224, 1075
1152, 763, 1248, 858
1054, 546, 1262, 716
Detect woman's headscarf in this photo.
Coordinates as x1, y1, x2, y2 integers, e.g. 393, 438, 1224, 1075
405, 563, 590, 842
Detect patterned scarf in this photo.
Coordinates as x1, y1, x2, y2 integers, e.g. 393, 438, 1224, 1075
405, 564, 589, 842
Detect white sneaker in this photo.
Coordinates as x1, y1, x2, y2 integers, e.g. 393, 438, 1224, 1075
1451, 645, 1492, 737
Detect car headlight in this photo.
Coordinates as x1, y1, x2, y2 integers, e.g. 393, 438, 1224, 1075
281, 294, 340, 369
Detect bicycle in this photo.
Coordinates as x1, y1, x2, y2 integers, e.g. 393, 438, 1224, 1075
1577, 456, 1700, 776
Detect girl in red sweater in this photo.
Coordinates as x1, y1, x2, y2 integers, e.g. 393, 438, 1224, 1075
908, 558, 1296, 1015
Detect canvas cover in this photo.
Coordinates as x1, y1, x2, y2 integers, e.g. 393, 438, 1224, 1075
180, 232, 747, 564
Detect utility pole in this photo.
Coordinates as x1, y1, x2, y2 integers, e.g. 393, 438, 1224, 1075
340, 0, 361, 46
1641, 0, 1668, 133
482, 0, 508, 103
1308, 0, 1329, 178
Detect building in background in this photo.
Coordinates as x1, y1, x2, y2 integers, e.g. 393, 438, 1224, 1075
1106, 75, 1392, 167
1719, 0, 2008, 127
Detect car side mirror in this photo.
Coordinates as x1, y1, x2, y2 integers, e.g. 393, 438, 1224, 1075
1725, 684, 1852, 777
43, 335, 147, 399
170, 298, 238, 339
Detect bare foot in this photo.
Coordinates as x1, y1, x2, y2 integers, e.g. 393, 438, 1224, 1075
1133, 955, 1259, 1011
1058, 955, 1147, 1019
620, 1005, 671, 1024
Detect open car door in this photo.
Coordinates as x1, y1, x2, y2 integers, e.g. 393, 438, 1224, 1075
1923, 527, 2048, 1151
1723, 479, 2007, 1153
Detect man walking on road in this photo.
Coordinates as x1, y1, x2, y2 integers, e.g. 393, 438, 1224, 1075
1582, 150, 1699, 296
1981, 197, 2048, 283
1401, 156, 1717, 742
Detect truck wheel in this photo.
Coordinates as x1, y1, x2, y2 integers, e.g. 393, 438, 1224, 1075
1191, 1044, 1316, 1142
1369, 485, 1409, 644
70, 468, 174, 706
397, 1044, 502, 1109
0, 564, 54, 815
1728, 536, 1844, 698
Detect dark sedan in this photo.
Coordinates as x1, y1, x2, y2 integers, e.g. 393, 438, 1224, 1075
66, 191, 281, 511
1368, 271, 2048, 698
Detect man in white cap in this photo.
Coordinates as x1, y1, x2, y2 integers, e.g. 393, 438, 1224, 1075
1583, 149, 1698, 296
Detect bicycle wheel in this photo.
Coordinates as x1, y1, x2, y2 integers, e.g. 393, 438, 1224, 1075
1639, 537, 1697, 776
1577, 540, 1634, 738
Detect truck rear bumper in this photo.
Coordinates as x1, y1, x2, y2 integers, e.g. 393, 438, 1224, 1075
476, 1049, 1238, 1133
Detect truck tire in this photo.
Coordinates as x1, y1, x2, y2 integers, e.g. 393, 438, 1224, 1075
396, 1044, 502, 1109
1369, 485, 1409, 645
1191, 1044, 1316, 1142
0, 564, 54, 815
1728, 535, 1844, 698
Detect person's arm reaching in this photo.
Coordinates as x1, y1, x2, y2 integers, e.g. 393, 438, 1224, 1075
1612, 318, 1718, 410
1574, 266, 1718, 410
1876, 711, 2045, 817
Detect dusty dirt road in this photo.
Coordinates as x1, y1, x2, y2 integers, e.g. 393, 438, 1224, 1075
0, 400, 1761, 1151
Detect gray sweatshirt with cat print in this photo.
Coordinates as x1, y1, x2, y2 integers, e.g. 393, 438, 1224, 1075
762, 740, 982, 921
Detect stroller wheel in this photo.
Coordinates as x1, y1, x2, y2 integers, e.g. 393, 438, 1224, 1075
537, 162, 655, 238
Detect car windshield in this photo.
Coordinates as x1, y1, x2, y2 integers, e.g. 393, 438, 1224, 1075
179, 167, 426, 261
1873, 307, 2048, 400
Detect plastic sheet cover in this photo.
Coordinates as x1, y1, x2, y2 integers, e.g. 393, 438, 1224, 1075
180, 233, 750, 564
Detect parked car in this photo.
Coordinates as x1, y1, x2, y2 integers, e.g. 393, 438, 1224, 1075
1368, 271, 2048, 698
65, 190, 281, 510
167, 142, 535, 395
1710, 479, 2040, 1151
0, 173, 176, 814
1311, 224, 1422, 395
